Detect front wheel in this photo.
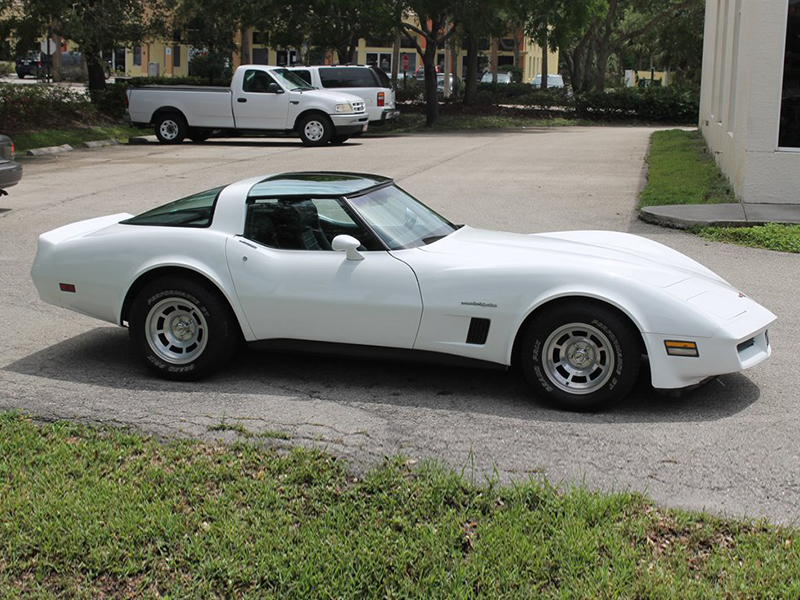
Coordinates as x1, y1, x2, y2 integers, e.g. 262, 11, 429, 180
519, 301, 641, 411
129, 277, 240, 381
154, 113, 187, 144
297, 114, 333, 146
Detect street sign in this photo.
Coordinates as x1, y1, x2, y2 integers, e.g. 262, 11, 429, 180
402, 54, 409, 72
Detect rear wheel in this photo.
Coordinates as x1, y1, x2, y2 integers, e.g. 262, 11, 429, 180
155, 113, 187, 144
519, 301, 641, 411
297, 113, 333, 146
129, 277, 239, 381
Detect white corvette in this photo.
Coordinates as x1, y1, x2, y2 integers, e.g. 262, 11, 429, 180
31, 172, 775, 411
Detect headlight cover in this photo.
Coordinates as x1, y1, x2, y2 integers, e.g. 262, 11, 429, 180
335, 103, 354, 113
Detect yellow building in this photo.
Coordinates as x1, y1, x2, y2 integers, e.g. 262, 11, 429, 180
125, 41, 191, 77
232, 27, 558, 85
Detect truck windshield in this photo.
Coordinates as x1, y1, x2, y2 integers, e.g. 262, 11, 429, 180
272, 69, 315, 91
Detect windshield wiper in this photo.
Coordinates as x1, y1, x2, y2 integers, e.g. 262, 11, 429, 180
423, 235, 447, 245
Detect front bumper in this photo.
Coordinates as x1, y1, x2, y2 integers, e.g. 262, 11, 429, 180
330, 113, 369, 135
645, 307, 775, 389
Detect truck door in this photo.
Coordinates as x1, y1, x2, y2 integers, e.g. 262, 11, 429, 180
232, 69, 290, 130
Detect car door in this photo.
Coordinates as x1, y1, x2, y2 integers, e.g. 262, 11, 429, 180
225, 197, 423, 348
232, 68, 290, 130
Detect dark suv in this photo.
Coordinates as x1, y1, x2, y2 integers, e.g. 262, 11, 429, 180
15, 51, 45, 78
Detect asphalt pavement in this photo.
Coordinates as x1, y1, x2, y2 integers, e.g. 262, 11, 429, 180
2, 128, 799, 523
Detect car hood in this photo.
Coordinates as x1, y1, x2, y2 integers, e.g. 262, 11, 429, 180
290, 88, 365, 106
419, 226, 729, 289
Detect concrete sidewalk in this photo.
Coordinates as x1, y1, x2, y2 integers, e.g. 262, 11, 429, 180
640, 202, 800, 229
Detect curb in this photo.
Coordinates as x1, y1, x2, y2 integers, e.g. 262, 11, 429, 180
128, 136, 157, 144
26, 144, 73, 156
83, 139, 120, 149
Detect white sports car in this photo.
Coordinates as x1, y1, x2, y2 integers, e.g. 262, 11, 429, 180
31, 172, 776, 411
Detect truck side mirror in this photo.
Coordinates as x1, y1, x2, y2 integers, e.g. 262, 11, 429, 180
267, 82, 284, 94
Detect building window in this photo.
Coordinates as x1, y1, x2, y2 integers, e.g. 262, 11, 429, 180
252, 31, 268, 45
173, 46, 181, 68
133, 45, 141, 66
779, 0, 800, 148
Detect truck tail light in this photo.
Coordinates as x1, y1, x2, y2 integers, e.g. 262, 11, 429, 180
10, 142, 14, 159
377, 92, 385, 107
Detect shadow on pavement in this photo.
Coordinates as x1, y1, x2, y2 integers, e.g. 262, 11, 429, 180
5, 327, 760, 424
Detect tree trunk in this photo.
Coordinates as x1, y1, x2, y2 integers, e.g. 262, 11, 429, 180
422, 40, 438, 126
85, 49, 107, 101
541, 29, 548, 90
463, 35, 478, 105
490, 37, 498, 83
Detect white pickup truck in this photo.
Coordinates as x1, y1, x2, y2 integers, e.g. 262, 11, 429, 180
125, 65, 369, 146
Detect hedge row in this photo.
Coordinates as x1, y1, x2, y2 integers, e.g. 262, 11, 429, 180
400, 81, 699, 123
0, 84, 101, 134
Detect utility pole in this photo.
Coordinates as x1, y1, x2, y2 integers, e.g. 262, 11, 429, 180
391, 33, 400, 88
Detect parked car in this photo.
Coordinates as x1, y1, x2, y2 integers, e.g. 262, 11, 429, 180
0, 135, 23, 196
125, 65, 368, 146
437, 73, 455, 93
31, 172, 775, 411
532, 74, 565, 89
15, 50, 110, 81
480, 72, 513, 84
286, 65, 399, 125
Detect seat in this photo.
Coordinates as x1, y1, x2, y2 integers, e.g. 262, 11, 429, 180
295, 200, 332, 250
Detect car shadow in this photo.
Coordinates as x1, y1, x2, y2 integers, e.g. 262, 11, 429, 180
5, 327, 760, 424
190, 139, 364, 148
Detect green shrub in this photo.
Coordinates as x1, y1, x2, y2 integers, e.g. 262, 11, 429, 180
0, 84, 100, 134
574, 85, 699, 123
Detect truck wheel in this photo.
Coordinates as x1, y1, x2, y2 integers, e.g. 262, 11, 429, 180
298, 114, 333, 147
155, 113, 188, 144
330, 135, 350, 145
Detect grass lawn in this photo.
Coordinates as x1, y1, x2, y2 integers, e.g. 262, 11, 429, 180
2, 412, 800, 598
639, 129, 735, 208
368, 112, 581, 135
641, 129, 800, 253
13, 125, 134, 153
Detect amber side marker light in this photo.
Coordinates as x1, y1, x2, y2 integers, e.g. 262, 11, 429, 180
665, 340, 699, 357
59, 283, 76, 293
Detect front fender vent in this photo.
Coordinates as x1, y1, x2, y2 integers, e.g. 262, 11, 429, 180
466, 318, 491, 345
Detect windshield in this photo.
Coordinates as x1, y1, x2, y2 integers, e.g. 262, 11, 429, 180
271, 68, 315, 91
348, 185, 457, 250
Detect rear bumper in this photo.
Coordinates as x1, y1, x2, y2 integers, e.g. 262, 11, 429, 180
330, 113, 369, 135
0, 161, 23, 191
373, 108, 400, 124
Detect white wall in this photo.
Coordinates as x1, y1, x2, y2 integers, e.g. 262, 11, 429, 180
699, 0, 800, 204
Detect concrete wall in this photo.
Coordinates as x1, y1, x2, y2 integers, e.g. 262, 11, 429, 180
699, 0, 800, 204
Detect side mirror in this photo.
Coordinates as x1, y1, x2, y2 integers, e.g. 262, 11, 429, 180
331, 235, 364, 261
267, 82, 284, 94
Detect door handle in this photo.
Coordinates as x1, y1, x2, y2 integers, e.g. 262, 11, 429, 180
237, 98, 247, 103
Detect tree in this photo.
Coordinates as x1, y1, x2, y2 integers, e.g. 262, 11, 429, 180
401, 1, 459, 126
305, 0, 402, 64
2, 0, 161, 97
453, 0, 509, 104
561, 0, 701, 93
173, 0, 246, 83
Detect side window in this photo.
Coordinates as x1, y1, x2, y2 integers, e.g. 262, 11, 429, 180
293, 69, 312, 85
242, 69, 276, 93
244, 198, 382, 251
319, 67, 378, 88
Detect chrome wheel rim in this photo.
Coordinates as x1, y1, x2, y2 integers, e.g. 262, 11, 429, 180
159, 119, 179, 140
541, 323, 615, 395
303, 120, 325, 142
145, 297, 208, 364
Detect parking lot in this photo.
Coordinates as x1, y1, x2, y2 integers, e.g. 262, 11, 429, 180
2, 128, 799, 522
